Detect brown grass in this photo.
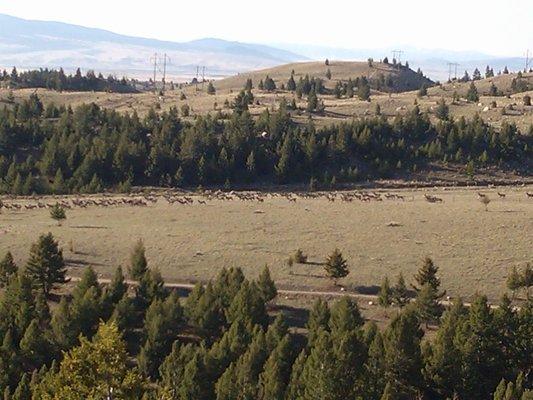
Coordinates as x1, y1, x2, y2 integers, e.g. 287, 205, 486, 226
1, 186, 531, 302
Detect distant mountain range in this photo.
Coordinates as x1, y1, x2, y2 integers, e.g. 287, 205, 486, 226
0, 13, 528, 82
0, 14, 307, 79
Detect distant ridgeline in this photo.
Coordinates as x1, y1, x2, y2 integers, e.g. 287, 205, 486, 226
0, 93, 531, 195
0, 67, 138, 93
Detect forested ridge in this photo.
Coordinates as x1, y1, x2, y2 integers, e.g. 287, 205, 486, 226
0, 68, 137, 93
0, 235, 531, 399
0, 91, 531, 195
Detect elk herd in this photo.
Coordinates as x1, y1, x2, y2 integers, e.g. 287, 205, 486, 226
0, 188, 530, 214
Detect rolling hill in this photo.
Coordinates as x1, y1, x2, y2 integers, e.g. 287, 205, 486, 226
215, 60, 433, 92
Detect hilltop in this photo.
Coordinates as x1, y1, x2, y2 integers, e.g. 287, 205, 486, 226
214, 60, 433, 92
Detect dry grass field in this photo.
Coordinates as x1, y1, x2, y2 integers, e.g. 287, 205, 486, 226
1, 186, 531, 302
1, 62, 531, 131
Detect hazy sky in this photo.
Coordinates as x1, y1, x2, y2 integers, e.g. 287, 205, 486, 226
0, 0, 531, 56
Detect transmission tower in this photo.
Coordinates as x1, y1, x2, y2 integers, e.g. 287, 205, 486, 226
158, 53, 171, 92
392, 50, 404, 66
525, 49, 530, 72
446, 62, 460, 81
150, 53, 158, 89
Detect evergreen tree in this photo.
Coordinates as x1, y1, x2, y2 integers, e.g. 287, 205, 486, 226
50, 297, 77, 350
379, 276, 393, 307
205, 81, 216, 95
226, 281, 268, 328
0, 252, 17, 287
383, 309, 424, 399
49, 203, 66, 226
466, 82, 480, 102
415, 283, 443, 326
392, 273, 409, 307
413, 257, 443, 294
358, 79, 371, 101
129, 239, 148, 280
138, 294, 183, 378
258, 335, 292, 400
306, 298, 330, 348
324, 248, 349, 284
287, 75, 296, 91
25, 233, 67, 296
256, 265, 277, 303
435, 98, 449, 120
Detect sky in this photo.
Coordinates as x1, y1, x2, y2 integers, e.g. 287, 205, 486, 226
0, 0, 531, 57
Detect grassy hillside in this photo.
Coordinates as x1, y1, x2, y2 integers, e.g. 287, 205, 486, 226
215, 60, 432, 92
0, 64, 531, 133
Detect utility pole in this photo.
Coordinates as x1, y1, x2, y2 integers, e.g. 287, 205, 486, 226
201, 66, 206, 89
525, 49, 530, 72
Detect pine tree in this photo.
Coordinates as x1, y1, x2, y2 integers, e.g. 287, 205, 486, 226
392, 273, 409, 307
506, 266, 522, 298
306, 298, 330, 347
226, 281, 268, 328
19, 318, 53, 370
299, 329, 339, 398
306, 89, 318, 112
324, 248, 349, 284
258, 335, 292, 400
423, 299, 466, 399
435, 98, 449, 120
383, 309, 424, 398
129, 239, 148, 280
25, 233, 67, 296
49, 203, 66, 226
138, 294, 183, 378
415, 283, 443, 326
256, 265, 277, 302
178, 352, 210, 400
466, 82, 479, 102
51, 297, 77, 350
358, 79, 371, 101
207, 81, 216, 94
0, 252, 17, 287
413, 257, 443, 295
329, 296, 364, 336
103, 266, 128, 307
379, 276, 393, 307
287, 75, 296, 91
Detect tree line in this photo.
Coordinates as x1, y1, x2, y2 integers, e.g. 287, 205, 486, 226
0, 93, 531, 194
0, 68, 137, 93
0, 234, 531, 399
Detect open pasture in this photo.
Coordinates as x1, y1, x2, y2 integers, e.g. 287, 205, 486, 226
0, 186, 531, 301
